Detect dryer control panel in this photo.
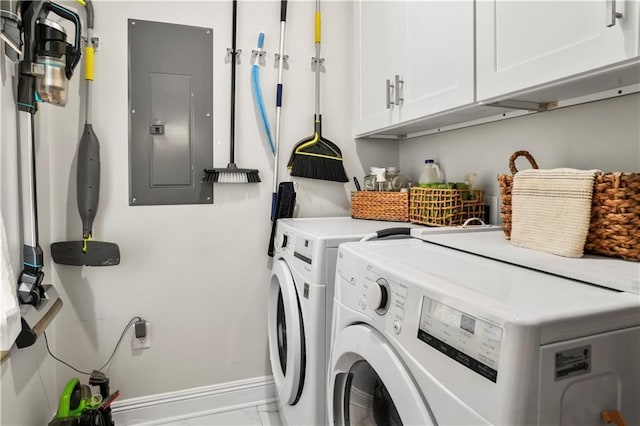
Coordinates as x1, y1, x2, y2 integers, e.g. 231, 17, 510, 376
418, 296, 503, 382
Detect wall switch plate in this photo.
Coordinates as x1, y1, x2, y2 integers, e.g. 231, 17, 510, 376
132, 321, 151, 350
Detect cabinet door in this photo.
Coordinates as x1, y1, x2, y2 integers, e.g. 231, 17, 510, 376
400, 1, 475, 123
477, 0, 640, 101
354, 1, 404, 136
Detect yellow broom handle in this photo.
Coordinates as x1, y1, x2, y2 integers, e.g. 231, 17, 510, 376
315, 10, 321, 43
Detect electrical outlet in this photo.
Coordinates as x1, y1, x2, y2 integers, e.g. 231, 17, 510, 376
132, 321, 151, 350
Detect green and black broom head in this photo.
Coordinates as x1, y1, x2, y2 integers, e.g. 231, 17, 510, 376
287, 115, 348, 183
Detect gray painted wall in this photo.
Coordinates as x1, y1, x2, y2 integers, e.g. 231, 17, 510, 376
398, 94, 640, 205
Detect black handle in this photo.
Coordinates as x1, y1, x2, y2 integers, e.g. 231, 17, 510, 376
229, 0, 238, 164
375, 227, 412, 239
44, 2, 82, 79
280, 0, 288, 22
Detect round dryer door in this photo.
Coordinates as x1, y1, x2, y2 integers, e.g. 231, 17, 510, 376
268, 259, 305, 405
329, 324, 434, 426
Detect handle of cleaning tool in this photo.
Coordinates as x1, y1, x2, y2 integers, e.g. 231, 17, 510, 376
315, 9, 321, 44
85, 46, 94, 81
252, 33, 274, 154
281, 0, 288, 22
77, 123, 101, 240
313, 0, 321, 116
44, 2, 82, 79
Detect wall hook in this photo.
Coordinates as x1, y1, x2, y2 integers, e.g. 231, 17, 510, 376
274, 53, 289, 69
252, 49, 267, 66
226, 48, 242, 64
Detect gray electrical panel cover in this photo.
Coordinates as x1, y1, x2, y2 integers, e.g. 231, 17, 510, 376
128, 19, 213, 205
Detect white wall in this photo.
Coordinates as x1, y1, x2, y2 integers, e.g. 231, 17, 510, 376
23, 0, 396, 406
398, 94, 640, 205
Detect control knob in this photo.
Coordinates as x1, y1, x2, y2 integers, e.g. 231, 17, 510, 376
365, 278, 390, 314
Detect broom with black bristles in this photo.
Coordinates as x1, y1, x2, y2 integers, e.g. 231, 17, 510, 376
203, 0, 260, 184
287, 0, 348, 183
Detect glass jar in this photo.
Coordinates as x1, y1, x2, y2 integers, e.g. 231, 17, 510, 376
386, 167, 406, 191
364, 167, 377, 191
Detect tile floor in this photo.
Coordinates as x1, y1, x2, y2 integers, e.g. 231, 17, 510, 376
154, 402, 281, 426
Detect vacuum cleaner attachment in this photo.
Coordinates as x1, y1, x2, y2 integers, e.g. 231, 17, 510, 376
48, 371, 119, 426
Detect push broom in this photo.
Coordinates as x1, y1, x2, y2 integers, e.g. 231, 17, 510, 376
203, 0, 260, 184
287, 0, 348, 183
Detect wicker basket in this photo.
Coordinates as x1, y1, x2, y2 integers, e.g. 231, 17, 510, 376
409, 187, 485, 226
497, 150, 539, 238
351, 191, 409, 222
585, 173, 640, 260
497, 151, 640, 261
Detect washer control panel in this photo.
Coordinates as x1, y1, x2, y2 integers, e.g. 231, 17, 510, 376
274, 227, 315, 266
360, 266, 409, 324
293, 237, 314, 265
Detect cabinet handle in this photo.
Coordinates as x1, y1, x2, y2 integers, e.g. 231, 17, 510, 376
395, 74, 404, 106
606, 0, 623, 27
386, 79, 395, 109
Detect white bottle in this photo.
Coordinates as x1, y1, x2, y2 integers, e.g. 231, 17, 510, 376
418, 159, 442, 185
372, 167, 387, 191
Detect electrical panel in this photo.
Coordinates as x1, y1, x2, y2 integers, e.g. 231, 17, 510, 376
128, 19, 213, 205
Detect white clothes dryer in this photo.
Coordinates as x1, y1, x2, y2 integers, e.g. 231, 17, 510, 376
329, 236, 640, 425
268, 217, 414, 426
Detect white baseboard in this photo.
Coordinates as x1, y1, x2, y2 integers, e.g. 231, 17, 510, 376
111, 376, 276, 425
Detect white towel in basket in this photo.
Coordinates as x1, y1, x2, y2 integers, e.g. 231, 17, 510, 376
511, 168, 599, 258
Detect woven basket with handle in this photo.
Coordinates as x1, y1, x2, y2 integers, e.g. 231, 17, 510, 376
497, 151, 538, 239
497, 150, 640, 261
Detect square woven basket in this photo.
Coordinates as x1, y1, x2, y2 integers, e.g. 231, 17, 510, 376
498, 151, 640, 261
351, 191, 409, 222
409, 187, 485, 226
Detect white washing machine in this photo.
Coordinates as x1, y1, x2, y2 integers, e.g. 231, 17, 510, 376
329, 233, 640, 425
267, 217, 415, 426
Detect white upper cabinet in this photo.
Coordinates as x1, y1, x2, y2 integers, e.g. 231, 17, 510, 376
476, 0, 640, 102
354, 1, 405, 134
355, 0, 640, 138
354, 1, 475, 136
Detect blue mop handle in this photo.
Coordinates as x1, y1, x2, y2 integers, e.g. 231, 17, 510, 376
252, 32, 275, 154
